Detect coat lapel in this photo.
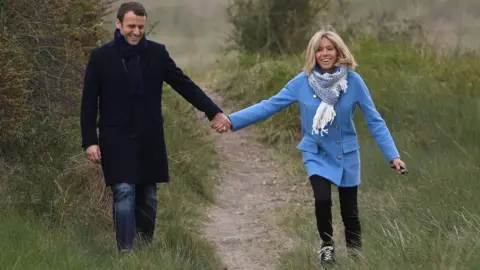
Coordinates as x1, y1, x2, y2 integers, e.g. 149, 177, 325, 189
106, 42, 131, 87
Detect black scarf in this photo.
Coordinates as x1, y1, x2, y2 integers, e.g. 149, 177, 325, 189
114, 28, 147, 96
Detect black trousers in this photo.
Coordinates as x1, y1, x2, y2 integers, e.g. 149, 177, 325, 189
310, 174, 362, 249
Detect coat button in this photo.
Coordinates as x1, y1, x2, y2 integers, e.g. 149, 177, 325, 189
336, 140, 340, 145
313, 95, 317, 98
336, 124, 340, 129
337, 155, 342, 160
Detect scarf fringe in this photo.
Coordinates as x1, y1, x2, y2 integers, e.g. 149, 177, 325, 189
312, 76, 348, 136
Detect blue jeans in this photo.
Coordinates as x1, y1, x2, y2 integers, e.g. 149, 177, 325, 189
110, 183, 158, 251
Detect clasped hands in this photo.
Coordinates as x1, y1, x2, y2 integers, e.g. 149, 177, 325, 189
211, 113, 231, 133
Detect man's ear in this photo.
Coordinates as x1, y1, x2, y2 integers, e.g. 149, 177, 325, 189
115, 19, 122, 29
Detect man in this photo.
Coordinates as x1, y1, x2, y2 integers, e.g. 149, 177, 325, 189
80, 1, 231, 252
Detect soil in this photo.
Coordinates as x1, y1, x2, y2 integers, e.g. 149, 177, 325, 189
202, 91, 294, 270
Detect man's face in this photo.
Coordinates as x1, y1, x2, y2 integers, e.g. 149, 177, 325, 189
116, 11, 146, 45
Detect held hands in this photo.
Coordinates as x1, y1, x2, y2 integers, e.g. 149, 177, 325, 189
210, 113, 231, 134
390, 158, 408, 175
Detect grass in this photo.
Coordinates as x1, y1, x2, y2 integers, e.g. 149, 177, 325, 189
2, 0, 479, 268
0, 85, 222, 269
0, 0, 228, 268
209, 35, 480, 269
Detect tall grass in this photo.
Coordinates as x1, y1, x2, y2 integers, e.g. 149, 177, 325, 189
0, 86, 222, 269
210, 36, 480, 269
1, 0, 226, 268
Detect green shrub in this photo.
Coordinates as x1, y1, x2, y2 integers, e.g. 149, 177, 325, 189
226, 0, 329, 54
0, 0, 113, 134
0, 0, 115, 227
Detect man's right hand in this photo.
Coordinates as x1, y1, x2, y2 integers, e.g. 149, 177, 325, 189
210, 113, 231, 133
86, 144, 101, 163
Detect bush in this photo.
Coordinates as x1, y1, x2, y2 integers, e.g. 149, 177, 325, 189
0, 0, 114, 134
0, 0, 116, 229
226, 0, 329, 54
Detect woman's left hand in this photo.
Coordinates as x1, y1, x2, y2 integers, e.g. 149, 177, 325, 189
391, 158, 407, 174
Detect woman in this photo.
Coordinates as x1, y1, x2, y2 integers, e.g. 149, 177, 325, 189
215, 29, 406, 263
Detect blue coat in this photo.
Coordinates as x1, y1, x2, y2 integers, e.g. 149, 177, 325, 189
228, 71, 400, 187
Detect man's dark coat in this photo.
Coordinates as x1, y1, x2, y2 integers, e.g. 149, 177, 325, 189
80, 37, 222, 186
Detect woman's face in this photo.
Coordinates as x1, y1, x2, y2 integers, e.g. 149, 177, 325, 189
315, 37, 338, 72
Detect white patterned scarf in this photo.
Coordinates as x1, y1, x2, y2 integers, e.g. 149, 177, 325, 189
307, 65, 348, 136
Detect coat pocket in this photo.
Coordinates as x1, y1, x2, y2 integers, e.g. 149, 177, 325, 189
296, 138, 319, 154
342, 139, 360, 153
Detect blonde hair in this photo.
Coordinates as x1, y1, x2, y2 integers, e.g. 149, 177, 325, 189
303, 27, 357, 75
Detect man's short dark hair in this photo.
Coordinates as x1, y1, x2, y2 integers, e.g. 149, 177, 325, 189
117, 1, 147, 23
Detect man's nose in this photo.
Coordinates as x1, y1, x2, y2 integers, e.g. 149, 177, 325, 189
133, 27, 140, 35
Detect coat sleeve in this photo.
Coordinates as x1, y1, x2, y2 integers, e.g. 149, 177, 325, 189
354, 73, 400, 162
228, 84, 297, 131
80, 50, 100, 150
162, 45, 222, 121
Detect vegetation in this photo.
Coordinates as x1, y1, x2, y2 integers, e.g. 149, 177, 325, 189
226, 0, 328, 54
2, 0, 479, 268
0, 0, 221, 269
211, 0, 480, 268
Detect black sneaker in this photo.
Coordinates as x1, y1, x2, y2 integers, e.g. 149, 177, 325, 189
318, 245, 335, 263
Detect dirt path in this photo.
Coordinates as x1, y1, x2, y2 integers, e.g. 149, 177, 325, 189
202, 90, 294, 270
